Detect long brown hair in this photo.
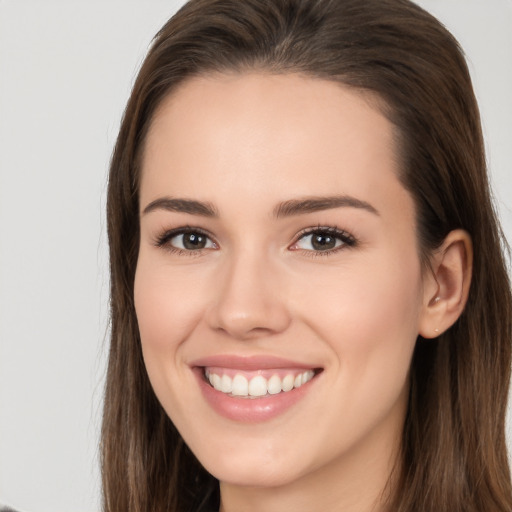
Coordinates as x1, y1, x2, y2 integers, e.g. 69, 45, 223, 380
103, 1, 512, 510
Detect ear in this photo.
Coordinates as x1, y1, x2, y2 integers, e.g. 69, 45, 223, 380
418, 229, 473, 339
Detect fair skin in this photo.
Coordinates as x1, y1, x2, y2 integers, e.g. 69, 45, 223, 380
134, 73, 471, 512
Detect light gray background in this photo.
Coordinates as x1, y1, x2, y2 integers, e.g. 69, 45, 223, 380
0, 1, 511, 511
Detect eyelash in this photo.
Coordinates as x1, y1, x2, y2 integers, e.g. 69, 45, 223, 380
154, 226, 217, 257
154, 225, 357, 257
290, 226, 357, 257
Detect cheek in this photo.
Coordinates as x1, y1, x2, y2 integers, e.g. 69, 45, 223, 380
296, 251, 422, 398
133, 255, 214, 405
133, 255, 215, 419
134, 258, 207, 352
289, 256, 422, 458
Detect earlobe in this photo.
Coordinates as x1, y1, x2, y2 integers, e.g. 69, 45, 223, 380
419, 229, 473, 339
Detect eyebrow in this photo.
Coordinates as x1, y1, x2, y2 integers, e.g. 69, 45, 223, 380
141, 194, 379, 218
274, 195, 379, 218
142, 197, 218, 217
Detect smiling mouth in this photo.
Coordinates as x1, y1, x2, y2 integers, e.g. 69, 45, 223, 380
203, 367, 321, 398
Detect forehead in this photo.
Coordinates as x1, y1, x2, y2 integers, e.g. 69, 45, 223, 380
141, 72, 407, 217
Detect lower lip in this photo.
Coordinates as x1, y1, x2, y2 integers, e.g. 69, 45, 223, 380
194, 368, 318, 423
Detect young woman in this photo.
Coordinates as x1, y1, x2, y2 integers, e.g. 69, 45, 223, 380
102, 0, 512, 511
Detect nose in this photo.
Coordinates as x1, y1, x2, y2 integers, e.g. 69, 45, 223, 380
206, 250, 292, 340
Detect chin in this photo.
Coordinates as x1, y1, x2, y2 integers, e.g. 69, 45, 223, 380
205, 458, 305, 488
190, 434, 311, 488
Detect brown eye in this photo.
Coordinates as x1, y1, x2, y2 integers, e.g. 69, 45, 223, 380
310, 232, 338, 251
291, 228, 355, 253
168, 231, 216, 251
182, 232, 207, 249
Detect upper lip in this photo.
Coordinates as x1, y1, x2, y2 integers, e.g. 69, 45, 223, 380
190, 355, 320, 371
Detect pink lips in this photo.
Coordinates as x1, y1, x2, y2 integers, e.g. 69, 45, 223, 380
191, 355, 321, 423
191, 354, 318, 370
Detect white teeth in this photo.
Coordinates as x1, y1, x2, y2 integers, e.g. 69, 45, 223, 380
206, 369, 316, 397
232, 374, 249, 396
282, 374, 294, 392
267, 374, 282, 395
220, 374, 232, 394
212, 373, 222, 391
248, 375, 267, 397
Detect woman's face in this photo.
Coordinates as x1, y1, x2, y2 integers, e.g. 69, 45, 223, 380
135, 73, 428, 489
